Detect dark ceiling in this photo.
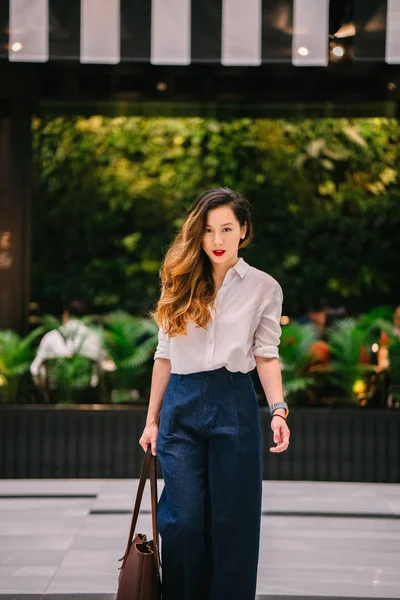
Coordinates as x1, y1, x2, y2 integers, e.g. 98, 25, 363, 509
1, 0, 399, 118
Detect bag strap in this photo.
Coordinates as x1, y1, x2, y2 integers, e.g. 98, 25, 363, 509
149, 448, 162, 571
119, 446, 161, 573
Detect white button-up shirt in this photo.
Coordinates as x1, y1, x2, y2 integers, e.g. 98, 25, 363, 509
30, 319, 103, 376
153, 257, 283, 374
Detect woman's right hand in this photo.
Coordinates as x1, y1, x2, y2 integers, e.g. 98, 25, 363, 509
139, 422, 159, 456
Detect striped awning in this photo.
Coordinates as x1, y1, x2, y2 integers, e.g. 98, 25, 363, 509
0, 0, 399, 67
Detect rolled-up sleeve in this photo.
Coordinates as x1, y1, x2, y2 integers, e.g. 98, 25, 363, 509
153, 326, 171, 360
253, 282, 283, 359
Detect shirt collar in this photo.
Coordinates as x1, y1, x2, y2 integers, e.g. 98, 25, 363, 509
233, 257, 250, 279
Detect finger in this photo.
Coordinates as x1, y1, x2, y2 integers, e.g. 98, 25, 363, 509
151, 441, 157, 456
270, 444, 288, 453
270, 439, 290, 452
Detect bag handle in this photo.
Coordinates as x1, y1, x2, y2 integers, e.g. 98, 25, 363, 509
149, 448, 162, 571
118, 446, 161, 574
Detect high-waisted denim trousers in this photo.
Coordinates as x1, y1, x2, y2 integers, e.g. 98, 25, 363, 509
156, 366, 262, 600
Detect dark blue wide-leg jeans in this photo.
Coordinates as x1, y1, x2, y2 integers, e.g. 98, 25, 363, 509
156, 366, 262, 600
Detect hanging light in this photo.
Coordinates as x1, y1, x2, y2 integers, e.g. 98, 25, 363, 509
332, 44, 345, 58
11, 42, 23, 52
297, 46, 309, 57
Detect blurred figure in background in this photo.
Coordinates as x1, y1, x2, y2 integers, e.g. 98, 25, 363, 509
296, 297, 329, 340
392, 305, 400, 339
30, 298, 103, 383
378, 305, 400, 371
377, 305, 400, 408
296, 299, 347, 369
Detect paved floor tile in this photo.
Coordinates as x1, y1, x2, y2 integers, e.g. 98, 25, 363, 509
0, 479, 398, 598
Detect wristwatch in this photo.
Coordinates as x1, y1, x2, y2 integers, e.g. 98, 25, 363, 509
269, 401, 289, 418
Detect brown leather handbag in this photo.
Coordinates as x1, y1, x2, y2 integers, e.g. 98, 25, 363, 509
116, 446, 162, 600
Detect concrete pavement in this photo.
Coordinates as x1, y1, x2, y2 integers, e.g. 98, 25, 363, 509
0, 479, 399, 599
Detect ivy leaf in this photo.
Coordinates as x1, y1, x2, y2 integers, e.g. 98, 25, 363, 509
342, 126, 368, 148
306, 139, 325, 158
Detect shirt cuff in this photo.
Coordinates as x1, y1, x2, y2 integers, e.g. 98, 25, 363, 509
253, 346, 280, 359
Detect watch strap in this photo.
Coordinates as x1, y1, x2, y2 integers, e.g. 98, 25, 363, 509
269, 401, 289, 417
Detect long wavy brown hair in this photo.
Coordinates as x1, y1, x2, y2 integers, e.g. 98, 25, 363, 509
149, 188, 254, 337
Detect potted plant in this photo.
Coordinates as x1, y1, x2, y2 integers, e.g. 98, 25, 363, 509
40, 353, 103, 404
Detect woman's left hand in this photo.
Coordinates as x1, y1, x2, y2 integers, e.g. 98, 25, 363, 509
270, 415, 290, 453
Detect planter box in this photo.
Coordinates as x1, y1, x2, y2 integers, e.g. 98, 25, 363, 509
0, 405, 399, 482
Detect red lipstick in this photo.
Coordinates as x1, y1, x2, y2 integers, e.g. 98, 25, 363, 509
213, 250, 226, 256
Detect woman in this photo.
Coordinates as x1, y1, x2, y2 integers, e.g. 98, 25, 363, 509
139, 188, 290, 600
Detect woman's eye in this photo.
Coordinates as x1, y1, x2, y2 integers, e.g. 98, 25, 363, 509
205, 228, 232, 233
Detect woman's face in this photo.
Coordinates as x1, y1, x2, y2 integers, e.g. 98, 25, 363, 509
201, 205, 247, 266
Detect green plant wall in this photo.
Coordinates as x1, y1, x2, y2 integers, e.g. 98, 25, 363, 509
31, 116, 400, 317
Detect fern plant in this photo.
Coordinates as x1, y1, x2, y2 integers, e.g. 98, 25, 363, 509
102, 311, 158, 401
356, 306, 395, 347
0, 328, 44, 403
279, 322, 320, 405
324, 317, 376, 403
42, 354, 100, 404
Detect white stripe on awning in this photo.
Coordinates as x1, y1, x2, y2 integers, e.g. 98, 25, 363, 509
386, 0, 400, 63
9, 0, 48, 62
292, 0, 329, 66
151, 0, 191, 65
221, 0, 261, 66
81, 0, 120, 64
